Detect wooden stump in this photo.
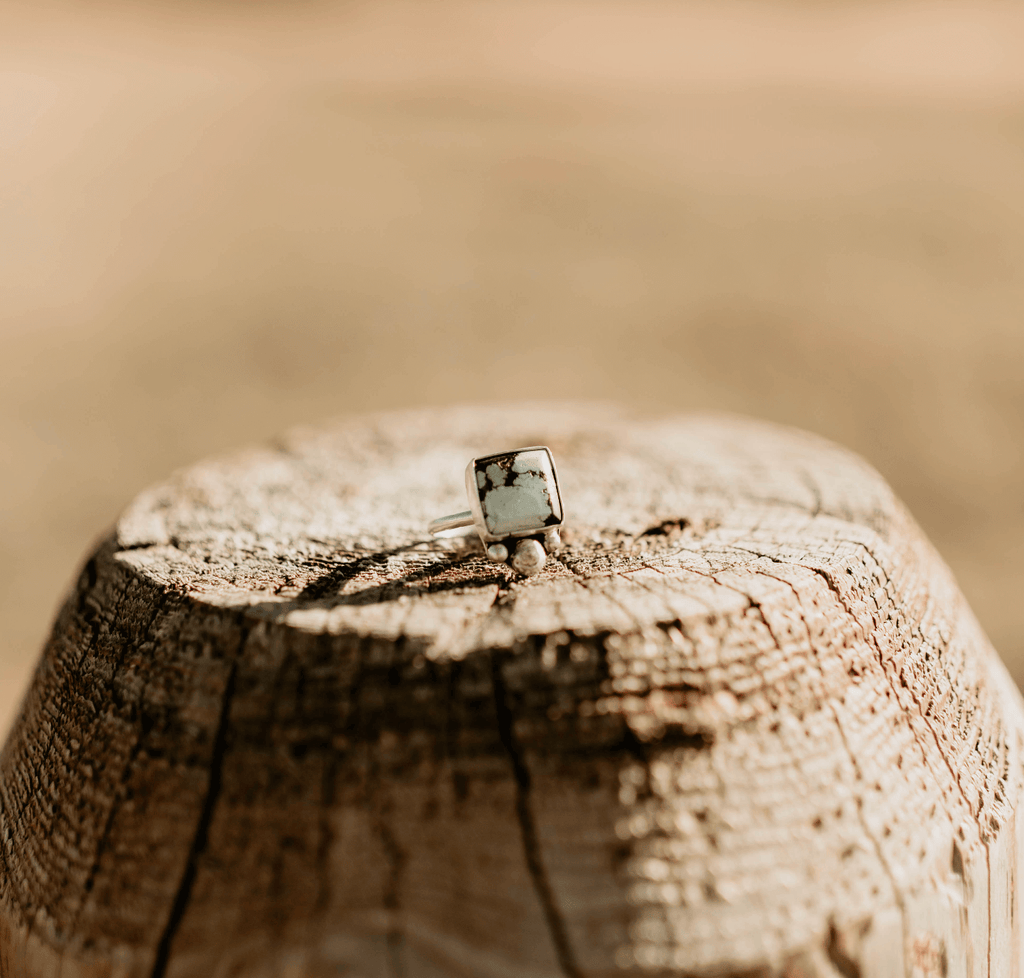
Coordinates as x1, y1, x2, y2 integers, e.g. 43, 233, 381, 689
1, 405, 1022, 978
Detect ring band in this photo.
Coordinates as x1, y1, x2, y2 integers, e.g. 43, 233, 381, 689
428, 511, 475, 534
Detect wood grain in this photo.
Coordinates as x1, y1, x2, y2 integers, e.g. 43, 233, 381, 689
1, 404, 1022, 977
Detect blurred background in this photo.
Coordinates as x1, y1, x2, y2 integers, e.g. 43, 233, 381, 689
2, 0, 1023, 735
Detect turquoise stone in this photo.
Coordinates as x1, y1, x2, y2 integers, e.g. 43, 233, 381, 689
473, 448, 562, 537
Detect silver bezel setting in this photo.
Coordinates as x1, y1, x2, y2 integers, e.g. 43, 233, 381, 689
464, 446, 564, 545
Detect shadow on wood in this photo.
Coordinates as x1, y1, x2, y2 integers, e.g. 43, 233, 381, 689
1, 405, 1021, 977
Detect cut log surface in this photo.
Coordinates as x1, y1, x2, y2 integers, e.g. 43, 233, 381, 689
2, 404, 1023, 978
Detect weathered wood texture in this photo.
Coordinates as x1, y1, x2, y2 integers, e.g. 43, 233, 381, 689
1, 405, 1022, 978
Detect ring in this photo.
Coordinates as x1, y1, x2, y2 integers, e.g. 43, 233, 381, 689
429, 446, 564, 577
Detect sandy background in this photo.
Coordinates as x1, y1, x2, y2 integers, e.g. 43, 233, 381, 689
2, 0, 1023, 736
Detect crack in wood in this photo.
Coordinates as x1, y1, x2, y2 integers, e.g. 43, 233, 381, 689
745, 566, 910, 946
149, 638, 243, 978
839, 539, 998, 978
750, 549, 1003, 974
826, 921, 863, 978
490, 648, 582, 978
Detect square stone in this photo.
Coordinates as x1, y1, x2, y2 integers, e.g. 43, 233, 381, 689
471, 447, 562, 538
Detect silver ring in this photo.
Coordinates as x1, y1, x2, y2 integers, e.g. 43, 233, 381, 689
429, 446, 564, 577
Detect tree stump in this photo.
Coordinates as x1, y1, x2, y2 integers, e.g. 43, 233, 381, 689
1, 405, 1022, 978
